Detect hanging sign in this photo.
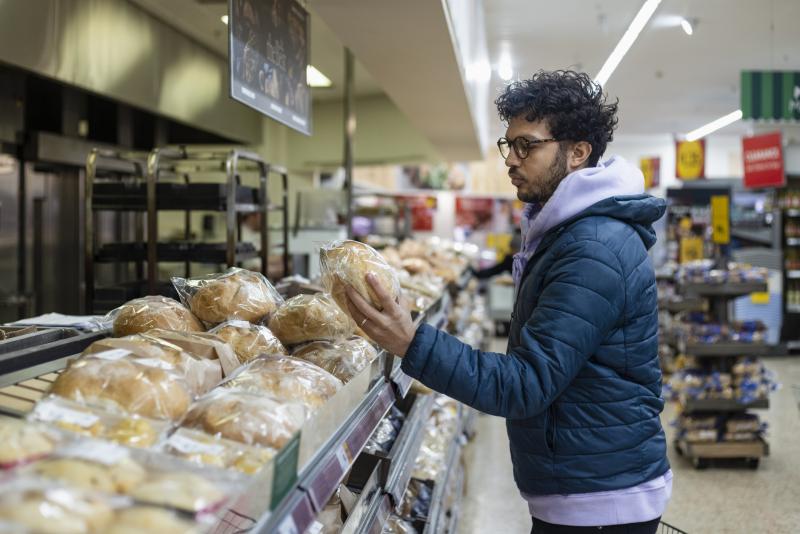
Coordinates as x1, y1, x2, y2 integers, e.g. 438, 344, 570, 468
741, 70, 800, 121
676, 140, 705, 180
710, 195, 730, 245
742, 132, 785, 189
640, 157, 661, 189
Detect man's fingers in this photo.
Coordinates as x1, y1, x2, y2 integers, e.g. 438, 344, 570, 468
345, 285, 383, 323
366, 273, 398, 313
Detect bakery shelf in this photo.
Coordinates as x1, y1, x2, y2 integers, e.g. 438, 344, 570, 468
351, 493, 393, 534
0, 331, 105, 384
94, 241, 259, 264
383, 394, 436, 505
91, 182, 261, 212
786, 237, 800, 247
658, 297, 707, 313
786, 209, 800, 217
0, 327, 81, 356
675, 437, 768, 466
683, 342, 770, 357
422, 418, 464, 534
680, 397, 769, 413
786, 270, 800, 280
679, 282, 768, 297
787, 304, 800, 314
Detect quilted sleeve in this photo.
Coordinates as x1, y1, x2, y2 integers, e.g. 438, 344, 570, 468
401, 238, 625, 419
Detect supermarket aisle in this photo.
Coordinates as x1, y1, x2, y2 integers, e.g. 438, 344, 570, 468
457, 349, 800, 534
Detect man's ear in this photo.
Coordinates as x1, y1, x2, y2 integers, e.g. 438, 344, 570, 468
568, 141, 593, 170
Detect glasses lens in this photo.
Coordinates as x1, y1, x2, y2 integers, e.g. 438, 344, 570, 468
513, 137, 529, 159
498, 139, 510, 158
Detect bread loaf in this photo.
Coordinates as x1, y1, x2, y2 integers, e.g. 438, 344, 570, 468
130, 472, 224, 513
0, 485, 113, 534
112, 296, 203, 337
320, 240, 400, 313
268, 293, 354, 346
187, 269, 281, 325
31, 457, 146, 494
108, 507, 200, 534
212, 321, 287, 364
292, 337, 378, 383
0, 417, 56, 465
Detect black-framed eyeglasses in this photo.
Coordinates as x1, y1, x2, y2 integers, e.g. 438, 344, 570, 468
497, 136, 558, 160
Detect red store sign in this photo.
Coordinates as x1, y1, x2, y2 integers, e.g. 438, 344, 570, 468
742, 132, 785, 189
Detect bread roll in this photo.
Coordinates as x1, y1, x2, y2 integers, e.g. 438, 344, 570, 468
163, 428, 274, 475
105, 418, 159, 448
31, 457, 146, 494
380, 247, 403, 269
268, 293, 354, 346
50, 356, 192, 421
112, 296, 203, 337
292, 337, 378, 383
401, 257, 432, 275
108, 507, 200, 534
145, 329, 239, 377
188, 269, 280, 325
222, 356, 342, 409
212, 321, 287, 364
0, 417, 56, 465
130, 472, 224, 513
183, 389, 307, 449
320, 240, 400, 313
0, 486, 113, 534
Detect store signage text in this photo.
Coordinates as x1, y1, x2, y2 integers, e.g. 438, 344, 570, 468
742, 132, 785, 189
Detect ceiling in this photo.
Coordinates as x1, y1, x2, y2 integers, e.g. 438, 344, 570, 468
128, 0, 382, 101
483, 0, 800, 139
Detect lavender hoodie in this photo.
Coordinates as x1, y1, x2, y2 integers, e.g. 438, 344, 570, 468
511, 155, 673, 526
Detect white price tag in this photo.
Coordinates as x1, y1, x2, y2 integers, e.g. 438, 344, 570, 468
92, 349, 132, 361
277, 516, 298, 534
335, 445, 350, 472
167, 433, 225, 456
35, 402, 99, 428
61, 440, 129, 466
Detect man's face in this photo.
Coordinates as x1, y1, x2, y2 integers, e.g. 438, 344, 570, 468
503, 116, 568, 204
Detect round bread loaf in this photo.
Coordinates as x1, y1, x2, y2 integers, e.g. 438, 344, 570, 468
401, 257, 432, 275
130, 472, 224, 513
212, 321, 287, 364
268, 293, 354, 346
108, 507, 200, 534
183, 389, 306, 449
0, 418, 55, 465
320, 240, 400, 313
189, 269, 280, 324
50, 357, 192, 421
112, 296, 203, 337
292, 337, 378, 383
0, 488, 113, 534
31, 457, 146, 494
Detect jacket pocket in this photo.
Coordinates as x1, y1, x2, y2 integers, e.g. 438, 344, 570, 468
545, 405, 556, 455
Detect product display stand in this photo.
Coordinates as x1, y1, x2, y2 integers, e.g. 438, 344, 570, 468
674, 279, 770, 469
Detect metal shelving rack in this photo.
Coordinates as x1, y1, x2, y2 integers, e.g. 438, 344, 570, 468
84, 146, 289, 313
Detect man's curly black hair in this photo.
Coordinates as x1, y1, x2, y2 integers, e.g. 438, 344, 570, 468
495, 70, 618, 167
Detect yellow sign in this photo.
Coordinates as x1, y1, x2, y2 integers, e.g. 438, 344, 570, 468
710, 195, 730, 244
680, 237, 704, 264
640, 157, 660, 189
751, 292, 770, 304
676, 140, 705, 180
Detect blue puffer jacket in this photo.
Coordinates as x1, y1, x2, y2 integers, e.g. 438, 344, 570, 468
401, 194, 670, 496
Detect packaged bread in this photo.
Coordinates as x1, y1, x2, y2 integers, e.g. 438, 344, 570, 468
130, 471, 225, 514
210, 320, 287, 364
162, 428, 275, 475
29, 397, 166, 448
49, 353, 192, 421
109, 296, 204, 337
108, 506, 201, 534
0, 416, 60, 468
268, 293, 355, 346
379, 247, 403, 269
81, 335, 222, 396
0, 478, 115, 534
172, 268, 283, 325
222, 355, 342, 409
144, 329, 240, 377
320, 240, 401, 313
401, 257, 432, 275
397, 239, 428, 259
182, 389, 306, 449
292, 337, 379, 383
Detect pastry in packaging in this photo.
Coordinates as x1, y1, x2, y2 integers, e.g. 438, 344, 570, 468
109, 295, 204, 337
49, 354, 192, 421
145, 329, 240, 377
397, 239, 428, 259
182, 389, 306, 449
268, 293, 354, 346
30, 453, 146, 495
292, 337, 378, 383
108, 506, 200, 534
320, 240, 401, 313
210, 320, 287, 364
130, 471, 225, 514
401, 257, 432, 275
0, 479, 114, 534
379, 247, 403, 269
0, 416, 59, 467
222, 355, 342, 409
162, 428, 275, 475
173, 268, 283, 325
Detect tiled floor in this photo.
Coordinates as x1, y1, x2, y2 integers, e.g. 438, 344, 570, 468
458, 348, 800, 534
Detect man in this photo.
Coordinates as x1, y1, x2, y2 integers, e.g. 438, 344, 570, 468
345, 70, 671, 534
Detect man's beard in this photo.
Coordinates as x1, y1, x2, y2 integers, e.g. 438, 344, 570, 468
517, 146, 568, 204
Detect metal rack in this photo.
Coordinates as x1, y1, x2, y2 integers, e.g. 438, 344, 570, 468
84, 146, 289, 313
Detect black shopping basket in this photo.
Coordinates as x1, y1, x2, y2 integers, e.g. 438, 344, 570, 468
659, 521, 688, 534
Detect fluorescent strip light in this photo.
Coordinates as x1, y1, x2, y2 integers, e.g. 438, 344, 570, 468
307, 65, 332, 88
685, 110, 743, 141
594, 0, 662, 87
680, 18, 693, 35
498, 52, 513, 81
221, 15, 228, 25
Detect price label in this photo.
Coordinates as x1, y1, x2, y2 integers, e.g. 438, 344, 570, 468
61, 440, 128, 465
35, 402, 99, 428
277, 516, 298, 534
167, 433, 225, 456
335, 444, 351, 471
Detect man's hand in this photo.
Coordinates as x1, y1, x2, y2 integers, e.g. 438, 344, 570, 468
344, 273, 417, 357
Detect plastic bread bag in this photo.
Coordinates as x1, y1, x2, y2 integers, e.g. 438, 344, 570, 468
398, 478, 433, 520
209, 320, 287, 365
0, 415, 65, 469
107, 505, 207, 534
48, 352, 193, 421
291, 337, 378, 383
171, 267, 284, 326
221, 354, 343, 410
105, 295, 204, 337
81, 336, 222, 397
181, 388, 306, 450
379, 247, 403, 269
143, 329, 240, 377
319, 240, 401, 314
160, 427, 276, 476
308, 490, 343, 534
267, 293, 355, 347
381, 515, 419, 534
397, 239, 428, 260
400, 257, 433, 275
29, 396, 169, 449
365, 406, 405, 455
23, 439, 148, 495
0, 476, 125, 534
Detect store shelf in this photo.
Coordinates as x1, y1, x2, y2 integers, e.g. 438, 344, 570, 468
351, 493, 393, 534
94, 241, 259, 264
0, 331, 105, 383
787, 270, 800, 280
676, 437, 768, 461
786, 209, 800, 217
658, 297, 707, 313
683, 342, 770, 357
730, 228, 773, 246
422, 419, 463, 534
91, 182, 261, 212
787, 304, 800, 313
679, 282, 768, 297
787, 237, 800, 247
384, 394, 435, 505
680, 397, 769, 413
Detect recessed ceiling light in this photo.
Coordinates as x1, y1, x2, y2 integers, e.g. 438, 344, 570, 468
221, 15, 228, 25
498, 52, 513, 81
685, 110, 742, 141
307, 65, 332, 88
680, 18, 693, 35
